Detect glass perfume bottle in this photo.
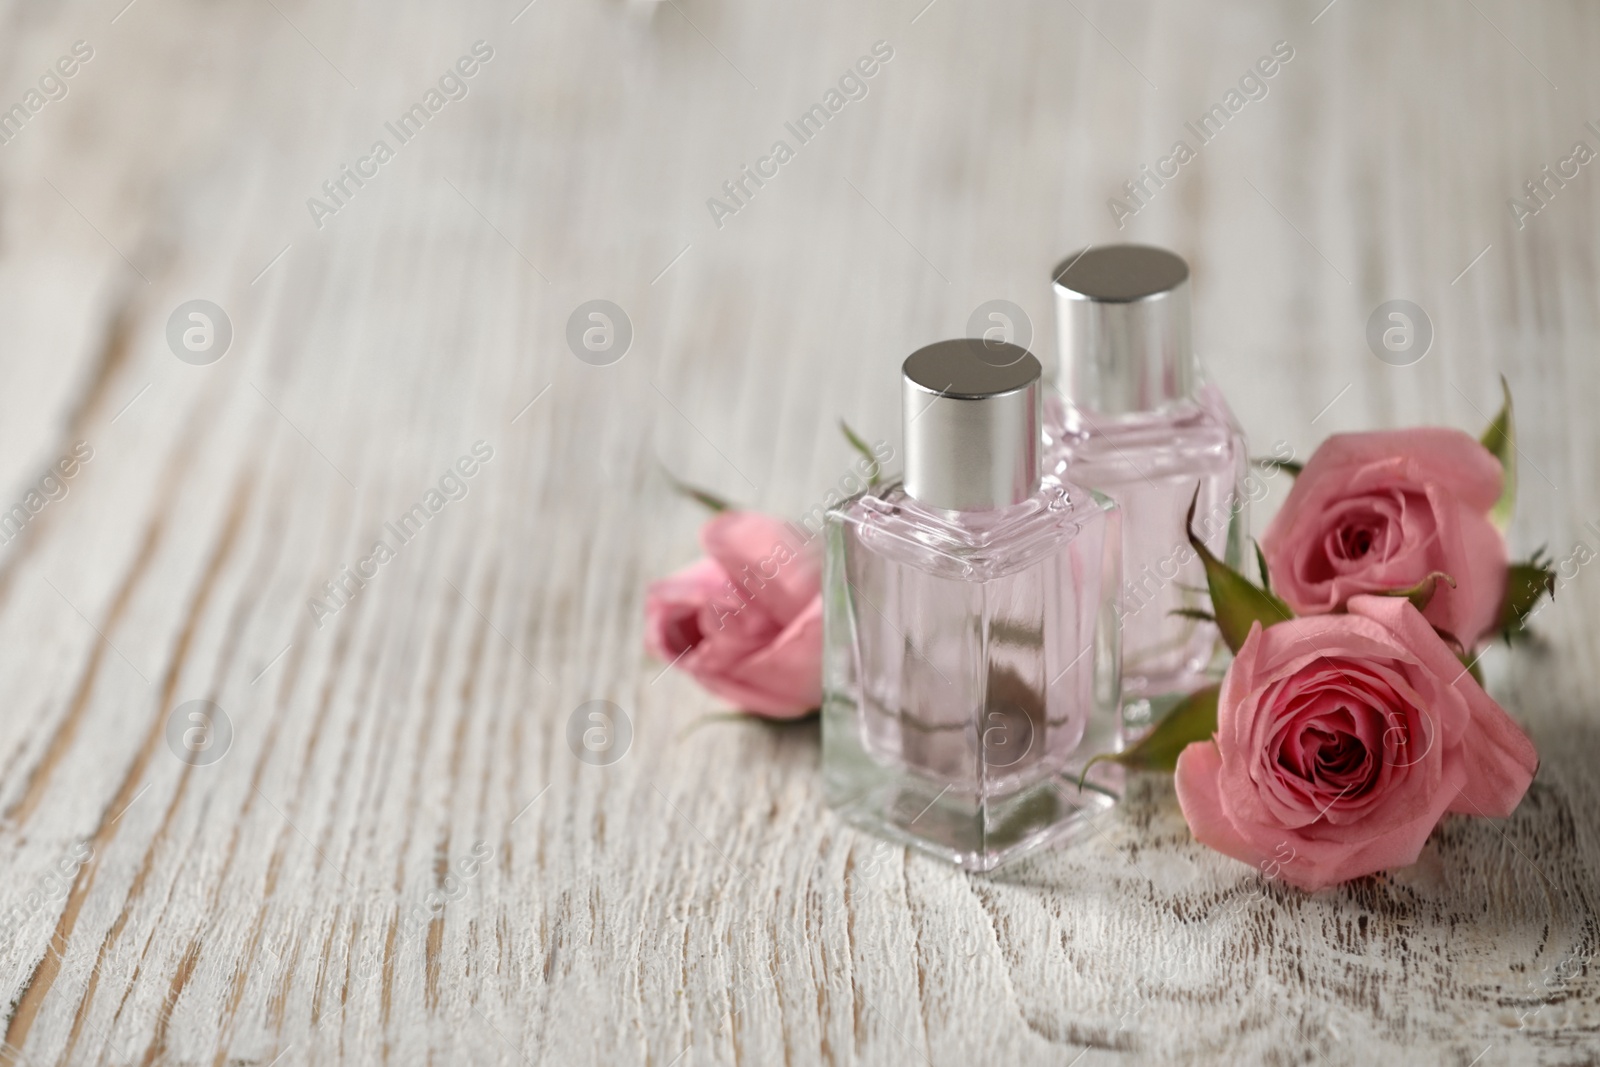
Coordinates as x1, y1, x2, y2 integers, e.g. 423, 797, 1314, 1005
823, 339, 1122, 873
1042, 245, 1248, 730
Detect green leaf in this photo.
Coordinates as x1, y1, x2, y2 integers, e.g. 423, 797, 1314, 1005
1252, 456, 1303, 477
839, 420, 884, 487
1375, 571, 1456, 612
1254, 540, 1273, 595
1480, 376, 1516, 531
1186, 487, 1294, 653
660, 466, 733, 513
1498, 555, 1556, 643
1079, 683, 1221, 782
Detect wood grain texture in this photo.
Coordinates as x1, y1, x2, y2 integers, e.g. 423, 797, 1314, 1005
0, 0, 1597, 1063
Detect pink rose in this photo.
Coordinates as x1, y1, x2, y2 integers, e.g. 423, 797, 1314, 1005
1261, 428, 1506, 648
644, 511, 822, 718
1174, 595, 1537, 891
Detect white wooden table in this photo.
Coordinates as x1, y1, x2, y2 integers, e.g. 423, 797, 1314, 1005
1, 1, 1597, 1063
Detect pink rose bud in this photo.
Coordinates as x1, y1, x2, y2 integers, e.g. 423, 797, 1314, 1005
1174, 595, 1537, 891
644, 511, 822, 718
1260, 428, 1507, 649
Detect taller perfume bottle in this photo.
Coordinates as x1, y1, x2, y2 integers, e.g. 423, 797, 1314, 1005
823, 339, 1122, 873
1042, 245, 1248, 722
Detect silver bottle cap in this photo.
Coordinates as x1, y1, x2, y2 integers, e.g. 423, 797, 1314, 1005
902, 340, 1041, 512
1052, 244, 1195, 415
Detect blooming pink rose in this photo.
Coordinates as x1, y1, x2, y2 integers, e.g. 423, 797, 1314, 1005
644, 511, 822, 718
1174, 595, 1537, 891
1261, 428, 1506, 649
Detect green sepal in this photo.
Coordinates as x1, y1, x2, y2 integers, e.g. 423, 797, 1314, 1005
839, 420, 884, 487
1169, 608, 1217, 624
661, 466, 733, 513
1480, 376, 1516, 531
1254, 540, 1273, 595
1498, 552, 1556, 643
677, 709, 820, 741
1252, 456, 1303, 477
1078, 683, 1221, 783
1375, 571, 1456, 613
1186, 487, 1293, 653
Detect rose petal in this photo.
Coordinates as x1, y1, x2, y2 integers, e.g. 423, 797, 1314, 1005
689, 590, 782, 675
1445, 684, 1540, 818
1175, 740, 1271, 871
689, 596, 823, 717
1419, 489, 1506, 648
699, 512, 820, 626
1260, 429, 1505, 643
1195, 597, 1534, 891
1268, 795, 1456, 892
643, 558, 730, 661
1347, 595, 1537, 818
1290, 429, 1503, 512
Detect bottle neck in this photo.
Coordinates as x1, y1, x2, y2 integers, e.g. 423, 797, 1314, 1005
1052, 378, 1202, 426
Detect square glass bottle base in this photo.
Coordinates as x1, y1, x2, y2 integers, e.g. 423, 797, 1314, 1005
819, 476, 1125, 874
823, 704, 1124, 873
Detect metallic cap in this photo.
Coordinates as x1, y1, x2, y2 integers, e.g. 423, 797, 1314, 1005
1051, 244, 1195, 415
901, 340, 1041, 511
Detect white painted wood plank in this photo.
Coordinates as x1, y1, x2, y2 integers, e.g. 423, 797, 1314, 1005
0, 1, 1596, 1064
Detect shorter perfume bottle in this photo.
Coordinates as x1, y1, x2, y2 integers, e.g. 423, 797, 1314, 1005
823, 340, 1122, 872
1042, 245, 1248, 730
